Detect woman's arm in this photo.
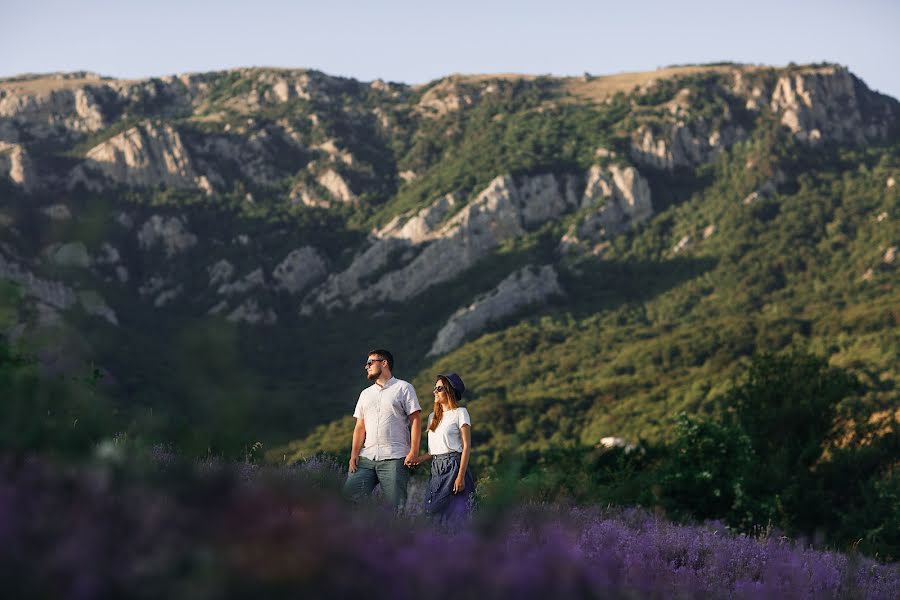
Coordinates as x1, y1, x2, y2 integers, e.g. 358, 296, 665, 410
453, 423, 471, 493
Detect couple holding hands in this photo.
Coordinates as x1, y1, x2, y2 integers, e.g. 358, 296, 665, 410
344, 349, 475, 520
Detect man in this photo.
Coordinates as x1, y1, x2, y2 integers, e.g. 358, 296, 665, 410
344, 349, 422, 510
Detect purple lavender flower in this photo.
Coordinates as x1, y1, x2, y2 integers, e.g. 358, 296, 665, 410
1, 455, 897, 599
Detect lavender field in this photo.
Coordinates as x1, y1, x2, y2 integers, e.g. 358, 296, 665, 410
1, 453, 897, 600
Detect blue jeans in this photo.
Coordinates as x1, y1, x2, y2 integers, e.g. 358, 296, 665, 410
343, 457, 410, 510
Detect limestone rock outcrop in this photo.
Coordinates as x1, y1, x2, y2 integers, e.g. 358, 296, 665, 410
561, 165, 653, 254
318, 169, 356, 203
208, 260, 236, 287
289, 181, 325, 207
630, 120, 745, 170
272, 247, 328, 294
227, 298, 277, 324
137, 215, 198, 257
769, 66, 894, 144
428, 265, 564, 356
0, 252, 117, 324
672, 235, 691, 255
77, 122, 215, 193
304, 173, 579, 310
0, 81, 111, 141
375, 194, 458, 244
294, 169, 358, 205
217, 269, 265, 296
95, 243, 121, 265
0, 142, 37, 191
153, 285, 183, 308
0, 252, 77, 310
415, 77, 512, 118
416, 80, 482, 118
1, 64, 896, 338
195, 124, 292, 187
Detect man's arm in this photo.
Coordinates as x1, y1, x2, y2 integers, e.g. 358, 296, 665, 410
349, 418, 366, 473
405, 410, 422, 466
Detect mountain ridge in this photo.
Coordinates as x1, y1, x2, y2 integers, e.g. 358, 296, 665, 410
0, 61, 896, 464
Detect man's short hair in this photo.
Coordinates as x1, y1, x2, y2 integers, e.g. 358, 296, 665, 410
368, 348, 394, 371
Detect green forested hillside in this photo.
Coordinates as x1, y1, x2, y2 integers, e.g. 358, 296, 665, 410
283, 125, 899, 465
2, 62, 899, 556
0, 64, 897, 464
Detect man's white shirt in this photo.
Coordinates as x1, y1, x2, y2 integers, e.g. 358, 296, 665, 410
353, 377, 422, 460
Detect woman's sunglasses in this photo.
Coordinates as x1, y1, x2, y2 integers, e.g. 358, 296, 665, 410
433, 385, 447, 393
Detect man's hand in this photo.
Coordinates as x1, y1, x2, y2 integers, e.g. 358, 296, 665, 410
404, 450, 417, 468
349, 455, 360, 473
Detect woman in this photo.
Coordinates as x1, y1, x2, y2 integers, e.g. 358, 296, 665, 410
416, 373, 475, 521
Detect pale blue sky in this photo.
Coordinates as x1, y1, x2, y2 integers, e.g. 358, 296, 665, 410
2, 0, 899, 99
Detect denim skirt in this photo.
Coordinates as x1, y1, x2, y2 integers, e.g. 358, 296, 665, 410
424, 452, 476, 520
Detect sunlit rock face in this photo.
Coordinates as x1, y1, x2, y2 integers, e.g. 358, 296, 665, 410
76, 122, 215, 194
0, 63, 896, 336
630, 120, 746, 170
769, 66, 893, 144
560, 164, 653, 256
303, 173, 579, 311
0, 80, 111, 140
428, 265, 564, 356
0, 142, 37, 191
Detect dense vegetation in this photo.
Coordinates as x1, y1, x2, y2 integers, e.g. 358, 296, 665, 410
1, 65, 898, 562
1, 454, 897, 599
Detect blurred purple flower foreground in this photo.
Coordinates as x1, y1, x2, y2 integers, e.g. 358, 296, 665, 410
0, 454, 897, 599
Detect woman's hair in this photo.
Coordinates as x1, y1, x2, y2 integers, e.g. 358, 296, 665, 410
428, 375, 459, 432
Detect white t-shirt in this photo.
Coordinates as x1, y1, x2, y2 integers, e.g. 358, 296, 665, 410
353, 377, 422, 460
427, 407, 471, 455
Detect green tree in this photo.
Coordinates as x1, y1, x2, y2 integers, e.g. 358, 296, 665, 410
0, 338, 115, 457
723, 351, 862, 533
659, 413, 753, 521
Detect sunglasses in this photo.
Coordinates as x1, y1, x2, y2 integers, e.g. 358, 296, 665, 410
432, 385, 448, 394
365, 358, 386, 367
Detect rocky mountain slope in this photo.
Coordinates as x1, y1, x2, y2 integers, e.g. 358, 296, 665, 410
0, 63, 897, 459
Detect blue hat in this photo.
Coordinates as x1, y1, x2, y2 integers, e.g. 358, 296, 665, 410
440, 373, 466, 400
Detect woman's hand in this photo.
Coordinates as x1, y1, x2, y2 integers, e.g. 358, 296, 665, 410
453, 474, 465, 494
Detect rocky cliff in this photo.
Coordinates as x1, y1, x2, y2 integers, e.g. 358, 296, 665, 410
0, 63, 896, 435
2, 64, 893, 199
428, 264, 564, 356
1, 61, 898, 471
303, 173, 581, 310
77, 122, 215, 193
